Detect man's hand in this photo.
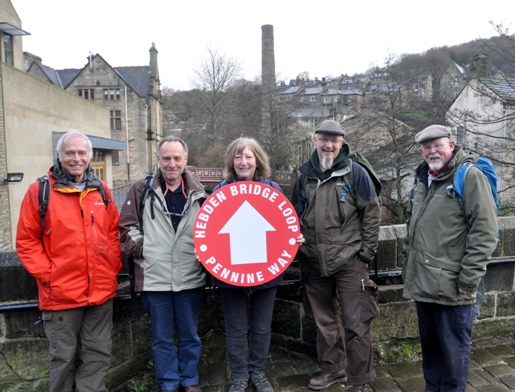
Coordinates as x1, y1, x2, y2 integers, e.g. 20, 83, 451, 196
458, 287, 472, 295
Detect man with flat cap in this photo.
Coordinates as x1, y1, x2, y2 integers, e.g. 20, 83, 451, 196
402, 125, 498, 392
290, 120, 381, 392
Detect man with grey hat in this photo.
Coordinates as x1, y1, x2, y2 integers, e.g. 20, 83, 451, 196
402, 125, 498, 392
291, 120, 381, 392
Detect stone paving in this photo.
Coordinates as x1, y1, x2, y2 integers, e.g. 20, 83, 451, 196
196, 330, 515, 392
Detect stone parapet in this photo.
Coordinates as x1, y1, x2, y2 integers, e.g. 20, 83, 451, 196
1, 217, 515, 390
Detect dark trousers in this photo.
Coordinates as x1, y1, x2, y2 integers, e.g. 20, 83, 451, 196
416, 301, 474, 392
301, 259, 379, 385
141, 288, 204, 391
218, 286, 278, 380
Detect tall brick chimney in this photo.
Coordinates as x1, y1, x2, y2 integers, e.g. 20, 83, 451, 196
261, 24, 276, 94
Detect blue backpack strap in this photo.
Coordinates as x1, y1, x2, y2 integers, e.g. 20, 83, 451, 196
452, 162, 472, 202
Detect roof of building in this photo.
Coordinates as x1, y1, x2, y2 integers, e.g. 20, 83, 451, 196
57, 69, 81, 87
302, 87, 325, 95
481, 78, 515, 102
115, 66, 152, 97
277, 86, 301, 95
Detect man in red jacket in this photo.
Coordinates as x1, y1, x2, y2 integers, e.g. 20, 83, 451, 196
16, 130, 122, 392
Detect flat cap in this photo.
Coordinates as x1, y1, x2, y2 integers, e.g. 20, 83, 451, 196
415, 125, 452, 144
315, 120, 345, 136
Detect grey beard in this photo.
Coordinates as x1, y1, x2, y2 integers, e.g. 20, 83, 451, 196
320, 157, 334, 172
428, 162, 443, 172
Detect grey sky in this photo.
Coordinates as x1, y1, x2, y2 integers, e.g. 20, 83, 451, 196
11, 0, 515, 91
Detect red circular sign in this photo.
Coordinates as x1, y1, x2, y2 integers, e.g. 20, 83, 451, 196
194, 181, 300, 287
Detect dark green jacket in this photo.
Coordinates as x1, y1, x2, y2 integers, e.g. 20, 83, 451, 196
402, 147, 498, 305
291, 148, 381, 277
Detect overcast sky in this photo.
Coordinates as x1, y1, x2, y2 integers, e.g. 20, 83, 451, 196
11, 0, 515, 91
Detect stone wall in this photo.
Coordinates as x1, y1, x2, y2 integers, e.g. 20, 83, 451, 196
0, 70, 13, 250
2, 218, 515, 390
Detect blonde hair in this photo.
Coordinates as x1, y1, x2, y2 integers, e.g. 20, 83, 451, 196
223, 138, 271, 182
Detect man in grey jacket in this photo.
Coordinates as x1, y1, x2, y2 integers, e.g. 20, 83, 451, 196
290, 120, 381, 392
402, 125, 498, 392
119, 136, 206, 392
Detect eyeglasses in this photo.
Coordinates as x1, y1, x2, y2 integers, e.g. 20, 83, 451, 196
420, 142, 449, 153
316, 136, 343, 145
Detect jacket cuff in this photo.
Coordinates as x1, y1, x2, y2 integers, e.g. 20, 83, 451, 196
358, 252, 373, 264
458, 280, 477, 293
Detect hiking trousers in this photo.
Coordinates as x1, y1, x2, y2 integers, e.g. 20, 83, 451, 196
301, 258, 379, 385
42, 299, 113, 392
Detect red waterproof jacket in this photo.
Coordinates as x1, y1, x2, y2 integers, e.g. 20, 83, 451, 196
16, 165, 122, 311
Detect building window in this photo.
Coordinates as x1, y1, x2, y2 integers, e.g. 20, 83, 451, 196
112, 150, 119, 166
3, 34, 13, 66
78, 89, 95, 100
334, 97, 339, 103
348, 97, 353, 103
324, 97, 331, 103
300, 97, 304, 103
287, 95, 292, 101
104, 88, 121, 100
110, 110, 122, 131
310, 96, 316, 102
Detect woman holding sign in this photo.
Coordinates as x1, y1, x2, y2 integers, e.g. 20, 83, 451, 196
211, 138, 303, 392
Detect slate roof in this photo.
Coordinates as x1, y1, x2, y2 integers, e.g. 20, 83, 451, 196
57, 68, 80, 87
302, 87, 325, 95
115, 66, 151, 97
278, 86, 301, 95
481, 78, 515, 103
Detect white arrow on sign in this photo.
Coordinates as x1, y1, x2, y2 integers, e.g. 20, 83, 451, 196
219, 200, 276, 265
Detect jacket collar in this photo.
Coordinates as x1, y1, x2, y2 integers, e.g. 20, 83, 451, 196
50, 157, 103, 190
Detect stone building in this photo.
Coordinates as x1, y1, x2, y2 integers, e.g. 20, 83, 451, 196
26, 44, 163, 185
0, 0, 126, 249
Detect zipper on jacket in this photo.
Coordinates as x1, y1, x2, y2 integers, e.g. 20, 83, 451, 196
91, 210, 98, 243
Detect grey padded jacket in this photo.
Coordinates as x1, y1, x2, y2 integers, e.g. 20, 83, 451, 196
402, 147, 498, 305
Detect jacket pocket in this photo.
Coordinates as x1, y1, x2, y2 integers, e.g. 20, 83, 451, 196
414, 249, 461, 302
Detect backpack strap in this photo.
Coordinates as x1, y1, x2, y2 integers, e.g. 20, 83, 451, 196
340, 158, 354, 202
138, 174, 156, 236
37, 175, 50, 229
128, 174, 155, 322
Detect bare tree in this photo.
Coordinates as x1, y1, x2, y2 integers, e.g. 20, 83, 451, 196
350, 54, 429, 224
191, 46, 242, 145
258, 85, 298, 177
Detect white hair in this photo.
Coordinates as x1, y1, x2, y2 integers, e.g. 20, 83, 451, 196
56, 130, 93, 160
